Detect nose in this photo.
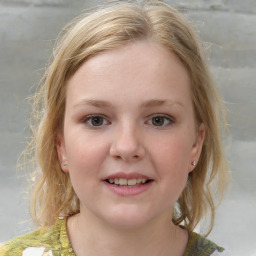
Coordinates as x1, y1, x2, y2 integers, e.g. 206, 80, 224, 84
109, 124, 146, 161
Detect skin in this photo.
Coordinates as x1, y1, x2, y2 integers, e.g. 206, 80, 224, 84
57, 40, 205, 256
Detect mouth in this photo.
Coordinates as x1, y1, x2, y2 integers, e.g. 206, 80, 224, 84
105, 178, 153, 187
103, 173, 154, 196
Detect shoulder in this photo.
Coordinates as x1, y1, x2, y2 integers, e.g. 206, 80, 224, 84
184, 232, 226, 256
0, 219, 65, 256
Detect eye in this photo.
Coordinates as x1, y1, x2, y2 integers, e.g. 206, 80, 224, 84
147, 115, 174, 127
82, 115, 110, 127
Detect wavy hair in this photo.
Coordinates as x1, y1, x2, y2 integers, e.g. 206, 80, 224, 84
22, 0, 229, 235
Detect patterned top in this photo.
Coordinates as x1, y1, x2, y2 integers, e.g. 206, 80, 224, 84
0, 218, 226, 256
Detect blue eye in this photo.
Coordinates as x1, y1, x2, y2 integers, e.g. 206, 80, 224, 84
83, 115, 109, 127
148, 115, 174, 127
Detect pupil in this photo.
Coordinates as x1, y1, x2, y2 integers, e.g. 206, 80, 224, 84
92, 116, 103, 126
153, 117, 164, 126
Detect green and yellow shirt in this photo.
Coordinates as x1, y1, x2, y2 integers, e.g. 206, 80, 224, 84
0, 218, 227, 256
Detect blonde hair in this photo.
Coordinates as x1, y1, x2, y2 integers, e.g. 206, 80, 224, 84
23, 0, 229, 235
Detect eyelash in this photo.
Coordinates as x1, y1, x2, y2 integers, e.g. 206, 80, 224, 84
81, 114, 175, 128
81, 114, 110, 128
146, 114, 175, 127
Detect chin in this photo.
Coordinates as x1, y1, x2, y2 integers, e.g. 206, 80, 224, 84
99, 205, 154, 230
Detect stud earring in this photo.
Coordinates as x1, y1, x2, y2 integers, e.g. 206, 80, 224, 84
61, 160, 68, 167
191, 161, 197, 166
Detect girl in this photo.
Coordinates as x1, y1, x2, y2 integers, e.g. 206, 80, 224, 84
0, 1, 229, 255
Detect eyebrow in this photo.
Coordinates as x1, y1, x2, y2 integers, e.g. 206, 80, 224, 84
73, 99, 113, 109
141, 99, 184, 108
73, 98, 184, 109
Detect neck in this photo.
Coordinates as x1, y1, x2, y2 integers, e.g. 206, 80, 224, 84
67, 210, 188, 256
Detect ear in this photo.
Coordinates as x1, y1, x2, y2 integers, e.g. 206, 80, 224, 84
56, 131, 69, 173
188, 123, 205, 173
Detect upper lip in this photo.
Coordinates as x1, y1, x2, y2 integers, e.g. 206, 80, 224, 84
104, 172, 153, 180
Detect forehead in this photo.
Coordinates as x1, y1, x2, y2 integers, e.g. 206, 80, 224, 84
66, 40, 191, 107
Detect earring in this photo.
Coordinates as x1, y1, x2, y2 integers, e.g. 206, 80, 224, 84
191, 161, 197, 166
61, 160, 68, 167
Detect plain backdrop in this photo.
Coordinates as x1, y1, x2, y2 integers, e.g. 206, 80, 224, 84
0, 1, 256, 255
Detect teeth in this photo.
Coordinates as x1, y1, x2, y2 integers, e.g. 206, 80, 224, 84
119, 178, 127, 185
128, 178, 136, 186
107, 178, 148, 186
141, 178, 147, 184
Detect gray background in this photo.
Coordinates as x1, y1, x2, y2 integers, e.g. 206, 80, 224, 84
0, 0, 255, 255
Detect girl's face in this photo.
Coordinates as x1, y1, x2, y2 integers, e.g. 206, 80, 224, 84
58, 40, 205, 229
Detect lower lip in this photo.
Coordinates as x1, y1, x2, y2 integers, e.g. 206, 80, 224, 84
103, 181, 153, 196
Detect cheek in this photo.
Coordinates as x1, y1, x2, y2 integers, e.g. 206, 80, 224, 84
65, 132, 109, 177
150, 134, 193, 195
64, 135, 108, 203
149, 141, 190, 205
152, 135, 192, 171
